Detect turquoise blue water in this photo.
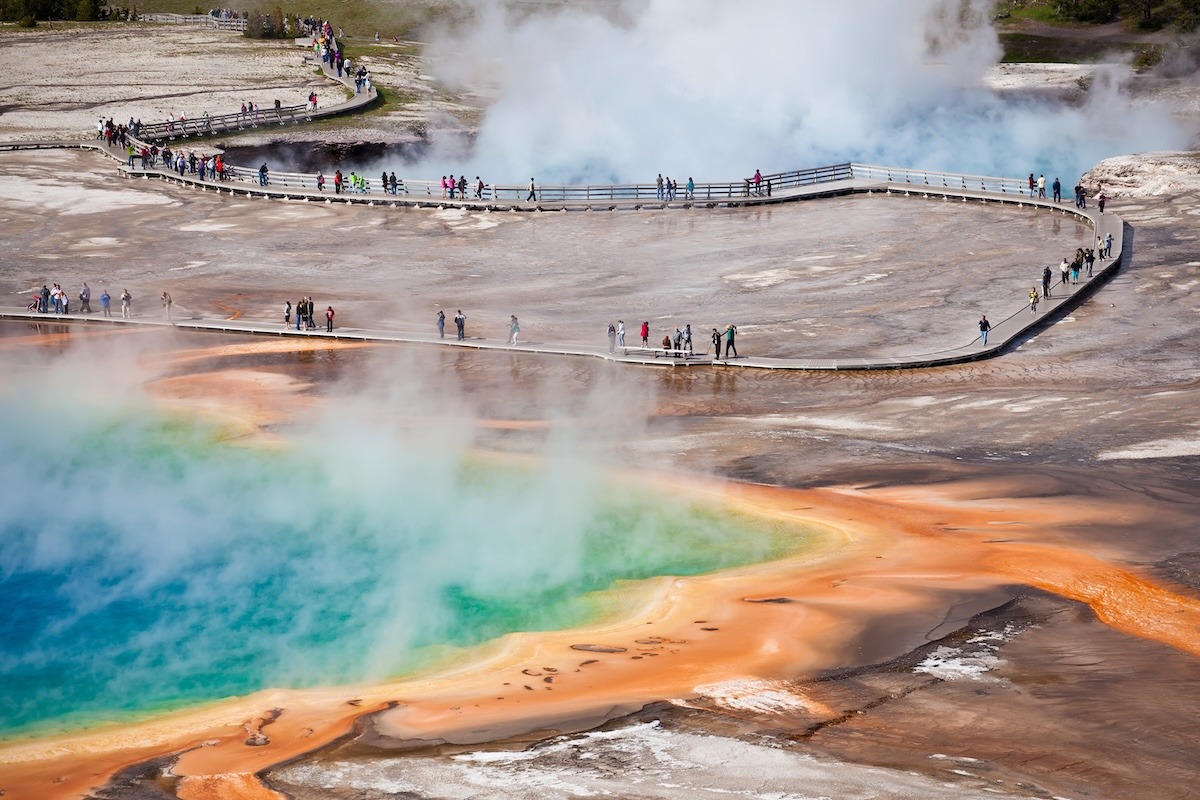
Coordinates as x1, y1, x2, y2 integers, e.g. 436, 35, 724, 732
0, 394, 801, 739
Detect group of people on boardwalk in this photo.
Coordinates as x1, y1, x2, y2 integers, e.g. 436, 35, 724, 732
30, 282, 133, 318
1026, 235, 1112, 314
286, 297, 335, 332
604, 320, 738, 359
1027, 172, 1106, 211
442, 174, 487, 200
653, 174, 696, 202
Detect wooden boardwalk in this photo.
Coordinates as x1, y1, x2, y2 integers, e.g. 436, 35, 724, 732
0, 189, 1123, 372
0, 19, 1125, 371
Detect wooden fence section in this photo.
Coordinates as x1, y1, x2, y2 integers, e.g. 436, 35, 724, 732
140, 13, 248, 31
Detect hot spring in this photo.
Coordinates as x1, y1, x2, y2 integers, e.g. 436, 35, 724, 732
0, 360, 811, 740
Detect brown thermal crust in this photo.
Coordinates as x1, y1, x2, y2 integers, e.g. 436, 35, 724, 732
1, 458, 1197, 800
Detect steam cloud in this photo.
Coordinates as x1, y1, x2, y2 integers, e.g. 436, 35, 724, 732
0, 336, 787, 737
409, 0, 1190, 183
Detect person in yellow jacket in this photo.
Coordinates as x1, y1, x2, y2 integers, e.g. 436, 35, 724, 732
1029, 287, 1040, 313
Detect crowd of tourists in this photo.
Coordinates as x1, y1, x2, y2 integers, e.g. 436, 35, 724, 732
27, 282, 133, 319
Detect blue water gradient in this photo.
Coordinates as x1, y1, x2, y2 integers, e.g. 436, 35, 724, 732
0, 400, 801, 739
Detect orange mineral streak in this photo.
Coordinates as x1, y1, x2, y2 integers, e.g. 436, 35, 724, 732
2, 480, 1197, 800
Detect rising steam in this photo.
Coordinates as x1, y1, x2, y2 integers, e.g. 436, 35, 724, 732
409, 0, 1189, 182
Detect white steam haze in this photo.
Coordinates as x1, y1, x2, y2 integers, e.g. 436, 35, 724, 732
0, 333, 790, 737
409, 0, 1190, 183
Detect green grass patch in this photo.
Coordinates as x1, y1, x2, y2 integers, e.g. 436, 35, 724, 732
998, 1, 1067, 25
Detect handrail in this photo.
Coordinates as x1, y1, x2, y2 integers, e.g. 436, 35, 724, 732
849, 163, 1029, 195
136, 104, 312, 141
140, 12, 248, 31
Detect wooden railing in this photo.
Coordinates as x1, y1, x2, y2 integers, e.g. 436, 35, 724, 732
136, 105, 312, 141
849, 163, 1029, 195
131, 161, 1042, 208
140, 12, 248, 31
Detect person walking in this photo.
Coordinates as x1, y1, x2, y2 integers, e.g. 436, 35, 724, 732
454, 309, 466, 340
508, 315, 520, 345
79, 283, 91, 313
1042, 265, 1053, 299
325, 306, 335, 332
1098, 193, 1107, 213
307, 297, 317, 329
120, 289, 131, 318
1029, 287, 1040, 313
640, 321, 649, 346
526, 178, 537, 202
724, 324, 738, 358
284, 301, 292, 328
683, 323, 693, 354
100, 289, 111, 318
1060, 257, 1070, 286
712, 327, 722, 359
437, 309, 446, 338
979, 314, 991, 346
607, 322, 617, 353
617, 320, 625, 348
161, 291, 172, 321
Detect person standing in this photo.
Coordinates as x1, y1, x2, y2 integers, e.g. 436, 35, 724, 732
1042, 265, 1053, 299
325, 306, 335, 332
1104, 232, 1114, 259
753, 169, 762, 195
437, 309, 446, 338
79, 283, 91, 313
454, 309, 466, 340
120, 289, 131, 318
307, 297, 316, 329
1060, 257, 1070, 286
296, 297, 305, 330
161, 291, 172, 321
656, 173, 664, 200
1084, 248, 1095, 278
711, 327, 722, 359
39, 284, 50, 313
100, 289, 111, 317
617, 320, 625, 348
1029, 287, 1040, 313
724, 324, 738, 357
1037, 174, 1046, 198
683, 323, 693, 354
1052, 177, 1061, 203
686, 177, 694, 200
526, 178, 537, 202
1098, 193, 1107, 213
1028, 173, 1035, 196
607, 322, 617, 353
979, 315, 991, 346
508, 315, 520, 345
284, 301, 292, 328
640, 320, 649, 346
